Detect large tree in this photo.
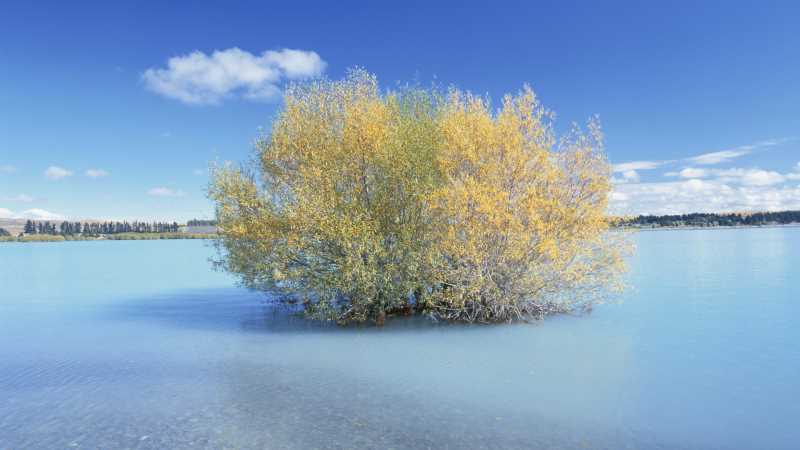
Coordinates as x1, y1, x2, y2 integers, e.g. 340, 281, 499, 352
210, 69, 627, 325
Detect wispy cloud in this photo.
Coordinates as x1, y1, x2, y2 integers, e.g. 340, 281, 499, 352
687, 139, 788, 165
0, 165, 16, 174
612, 160, 670, 173
86, 168, 109, 178
44, 166, 73, 180
148, 187, 186, 197
687, 150, 750, 165
614, 137, 792, 182
2, 194, 35, 202
142, 47, 327, 105
192, 168, 206, 176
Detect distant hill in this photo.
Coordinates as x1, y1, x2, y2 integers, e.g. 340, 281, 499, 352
0, 219, 26, 236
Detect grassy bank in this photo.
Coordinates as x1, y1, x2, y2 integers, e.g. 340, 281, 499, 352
0, 233, 218, 243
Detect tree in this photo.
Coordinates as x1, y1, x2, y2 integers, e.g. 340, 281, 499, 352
210, 70, 627, 325
0, 227, 10, 237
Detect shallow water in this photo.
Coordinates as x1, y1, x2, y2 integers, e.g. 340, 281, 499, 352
1, 230, 798, 449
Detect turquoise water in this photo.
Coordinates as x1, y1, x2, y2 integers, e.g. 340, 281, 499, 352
1, 230, 798, 449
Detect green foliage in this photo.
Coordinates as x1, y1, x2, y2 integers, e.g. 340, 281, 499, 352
17, 234, 66, 242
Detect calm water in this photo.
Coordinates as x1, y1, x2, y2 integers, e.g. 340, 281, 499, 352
1, 229, 798, 449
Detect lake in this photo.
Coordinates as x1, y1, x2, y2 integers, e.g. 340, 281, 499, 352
1, 229, 798, 449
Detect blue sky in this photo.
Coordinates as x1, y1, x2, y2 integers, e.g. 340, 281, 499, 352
1, 1, 799, 221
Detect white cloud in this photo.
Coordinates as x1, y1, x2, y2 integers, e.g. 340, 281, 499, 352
2, 194, 35, 202
687, 138, 787, 166
610, 180, 800, 216
44, 166, 73, 180
613, 170, 641, 184
0, 165, 16, 174
688, 150, 750, 165
19, 208, 65, 220
148, 187, 186, 197
621, 170, 640, 183
86, 168, 109, 178
677, 167, 708, 179
0, 207, 66, 220
609, 191, 629, 202
713, 168, 785, 186
612, 160, 669, 173
262, 49, 327, 79
142, 47, 326, 105
618, 138, 791, 180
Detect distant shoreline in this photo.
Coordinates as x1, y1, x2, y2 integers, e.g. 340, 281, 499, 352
0, 233, 218, 243
618, 223, 800, 232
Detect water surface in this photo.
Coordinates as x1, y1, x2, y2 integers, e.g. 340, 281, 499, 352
1, 230, 798, 449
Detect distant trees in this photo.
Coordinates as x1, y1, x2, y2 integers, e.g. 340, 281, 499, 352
617, 211, 800, 228
187, 219, 217, 226
21, 220, 180, 236
210, 70, 627, 325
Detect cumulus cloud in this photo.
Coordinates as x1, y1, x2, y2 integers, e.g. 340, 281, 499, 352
611, 159, 800, 215
613, 170, 641, 184
621, 170, 640, 183
86, 168, 109, 178
714, 168, 785, 186
142, 48, 326, 105
19, 208, 65, 220
0, 208, 65, 220
148, 187, 186, 197
610, 180, 800, 216
676, 167, 708, 179
44, 166, 73, 180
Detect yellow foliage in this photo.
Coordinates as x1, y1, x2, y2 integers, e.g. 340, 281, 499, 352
210, 69, 628, 324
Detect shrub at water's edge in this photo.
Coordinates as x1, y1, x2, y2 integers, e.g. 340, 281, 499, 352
209, 69, 629, 325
